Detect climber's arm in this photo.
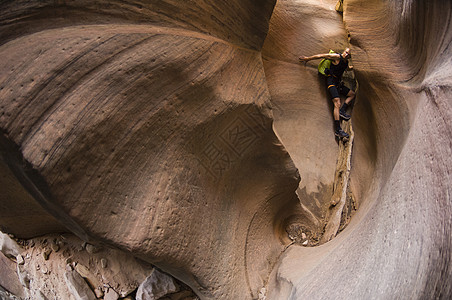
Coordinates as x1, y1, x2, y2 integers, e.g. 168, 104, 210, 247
298, 53, 340, 62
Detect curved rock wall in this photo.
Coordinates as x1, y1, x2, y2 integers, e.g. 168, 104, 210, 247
0, 1, 300, 299
1, 0, 451, 299
261, 0, 360, 239
0, 0, 275, 50
267, 0, 452, 299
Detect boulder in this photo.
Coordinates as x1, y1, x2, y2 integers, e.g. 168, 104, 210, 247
0, 232, 22, 259
64, 268, 96, 300
104, 288, 119, 300
136, 269, 179, 300
0, 252, 24, 298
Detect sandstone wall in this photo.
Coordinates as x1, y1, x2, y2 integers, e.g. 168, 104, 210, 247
0, 1, 300, 299
0, 0, 275, 50
266, 0, 452, 299
261, 0, 361, 239
1, 0, 451, 299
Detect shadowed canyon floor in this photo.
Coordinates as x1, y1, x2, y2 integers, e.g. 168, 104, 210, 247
1, 0, 452, 299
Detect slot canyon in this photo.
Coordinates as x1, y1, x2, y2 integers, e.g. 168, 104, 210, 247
0, 0, 451, 299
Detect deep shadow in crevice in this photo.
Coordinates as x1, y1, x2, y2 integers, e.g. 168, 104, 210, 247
0, 130, 83, 239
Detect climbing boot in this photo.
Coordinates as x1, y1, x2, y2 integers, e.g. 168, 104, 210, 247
335, 128, 349, 139
339, 109, 351, 121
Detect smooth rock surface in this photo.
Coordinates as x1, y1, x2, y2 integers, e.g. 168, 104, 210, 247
0, 1, 299, 298
0, 0, 451, 299
262, 0, 355, 241
266, 0, 452, 299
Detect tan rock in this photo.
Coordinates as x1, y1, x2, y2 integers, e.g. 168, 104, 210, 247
100, 258, 107, 269
104, 288, 119, 300
50, 242, 60, 253
0, 232, 22, 259
136, 268, 179, 300
262, 0, 350, 239
42, 249, 51, 260
0, 0, 451, 300
0, 252, 24, 298
16, 254, 24, 265
266, 0, 452, 299
64, 269, 96, 300
0, 11, 299, 298
85, 243, 101, 254
94, 287, 104, 298
75, 263, 101, 290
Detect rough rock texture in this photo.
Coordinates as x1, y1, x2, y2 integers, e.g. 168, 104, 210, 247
0, 1, 299, 299
136, 268, 178, 300
0, 232, 198, 300
1, 0, 452, 299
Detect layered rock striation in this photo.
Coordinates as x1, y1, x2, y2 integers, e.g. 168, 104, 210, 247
265, 0, 452, 299
0, 1, 299, 299
1, 0, 452, 299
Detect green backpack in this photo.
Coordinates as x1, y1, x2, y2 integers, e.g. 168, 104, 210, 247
318, 50, 336, 75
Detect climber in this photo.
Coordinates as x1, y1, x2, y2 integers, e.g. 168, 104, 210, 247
298, 48, 355, 139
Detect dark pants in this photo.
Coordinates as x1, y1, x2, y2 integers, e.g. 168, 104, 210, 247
326, 76, 350, 99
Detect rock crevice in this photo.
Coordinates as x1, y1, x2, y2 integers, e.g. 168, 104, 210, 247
1, 0, 452, 299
